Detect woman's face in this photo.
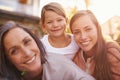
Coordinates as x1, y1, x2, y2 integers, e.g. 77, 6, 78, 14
71, 15, 98, 52
3, 28, 41, 72
43, 11, 67, 37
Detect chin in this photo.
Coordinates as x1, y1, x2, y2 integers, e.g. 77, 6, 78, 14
82, 47, 91, 52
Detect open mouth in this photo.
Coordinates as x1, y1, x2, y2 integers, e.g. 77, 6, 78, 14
25, 55, 36, 64
81, 41, 90, 45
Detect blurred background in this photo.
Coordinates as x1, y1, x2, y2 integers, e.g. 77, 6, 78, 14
0, 0, 120, 44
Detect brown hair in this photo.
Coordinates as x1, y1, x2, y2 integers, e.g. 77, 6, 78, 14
70, 10, 113, 80
40, 2, 67, 25
0, 21, 47, 79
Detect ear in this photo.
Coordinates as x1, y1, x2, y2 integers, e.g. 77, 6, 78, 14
65, 17, 69, 25
42, 25, 47, 32
42, 26, 47, 34
66, 17, 68, 23
39, 21, 47, 34
40, 24, 47, 34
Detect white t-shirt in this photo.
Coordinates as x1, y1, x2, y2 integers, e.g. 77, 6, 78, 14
40, 35, 79, 59
43, 53, 95, 80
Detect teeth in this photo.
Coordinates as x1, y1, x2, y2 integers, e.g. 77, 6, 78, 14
81, 41, 89, 45
26, 56, 35, 64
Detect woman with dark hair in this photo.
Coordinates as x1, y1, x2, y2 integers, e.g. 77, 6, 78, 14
70, 10, 120, 80
0, 21, 95, 80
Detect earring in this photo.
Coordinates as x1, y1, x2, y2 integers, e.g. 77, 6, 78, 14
21, 71, 26, 76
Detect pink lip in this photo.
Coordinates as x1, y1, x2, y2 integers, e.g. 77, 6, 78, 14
51, 29, 59, 31
51, 28, 61, 31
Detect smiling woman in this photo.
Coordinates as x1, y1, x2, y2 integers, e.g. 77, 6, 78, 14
70, 10, 120, 80
0, 21, 95, 80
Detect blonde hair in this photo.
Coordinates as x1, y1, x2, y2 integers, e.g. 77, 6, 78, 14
40, 2, 66, 25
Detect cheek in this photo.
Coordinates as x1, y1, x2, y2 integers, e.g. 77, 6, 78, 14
94, 34, 98, 44
44, 24, 51, 29
8, 55, 22, 68
74, 35, 80, 43
60, 20, 67, 26
90, 30, 98, 43
62, 22, 67, 27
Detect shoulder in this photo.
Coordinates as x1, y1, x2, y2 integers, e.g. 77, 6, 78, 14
106, 41, 120, 78
40, 35, 48, 41
68, 33, 79, 47
44, 53, 95, 80
40, 35, 49, 45
106, 41, 120, 62
106, 41, 120, 53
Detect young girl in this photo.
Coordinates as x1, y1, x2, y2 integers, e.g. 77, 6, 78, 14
40, 2, 79, 60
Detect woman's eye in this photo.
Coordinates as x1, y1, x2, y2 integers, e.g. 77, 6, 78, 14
11, 49, 18, 55
47, 21, 52, 24
24, 39, 31, 45
73, 31, 80, 35
86, 28, 92, 31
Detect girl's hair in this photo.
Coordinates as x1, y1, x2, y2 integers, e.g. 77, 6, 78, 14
0, 21, 47, 80
40, 2, 67, 25
70, 10, 113, 80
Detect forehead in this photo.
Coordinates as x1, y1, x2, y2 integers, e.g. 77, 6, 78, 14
45, 10, 61, 18
5, 27, 29, 38
3, 28, 31, 46
72, 15, 95, 28
71, 15, 96, 31
75, 15, 91, 23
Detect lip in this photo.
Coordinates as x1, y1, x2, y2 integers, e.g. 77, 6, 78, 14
51, 29, 59, 32
80, 40, 90, 47
81, 41, 90, 45
51, 28, 61, 32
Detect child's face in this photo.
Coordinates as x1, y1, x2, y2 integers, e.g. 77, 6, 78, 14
43, 11, 67, 37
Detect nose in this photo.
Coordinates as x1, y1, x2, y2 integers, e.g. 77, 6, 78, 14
53, 21, 58, 27
22, 47, 32, 58
80, 32, 87, 40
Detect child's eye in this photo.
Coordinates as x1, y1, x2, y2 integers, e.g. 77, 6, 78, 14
57, 19, 62, 22
46, 20, 52, 24
47, 21, 52, 24
86, 28, 92, 31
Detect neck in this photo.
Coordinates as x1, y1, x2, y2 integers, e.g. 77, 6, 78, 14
49, 33, 68, 40
83, 49, 94, 61
48, 34, 71, 48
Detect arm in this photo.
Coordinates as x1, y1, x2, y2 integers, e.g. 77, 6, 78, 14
44, 53, 95, 80
107, 42, 120, 80
71, 68, 95, 80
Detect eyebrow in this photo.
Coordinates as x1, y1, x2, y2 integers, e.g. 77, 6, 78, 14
22, 36, 30, 42
84, 25, 90, 28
